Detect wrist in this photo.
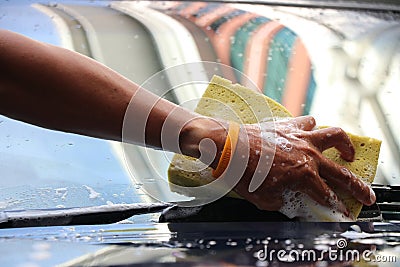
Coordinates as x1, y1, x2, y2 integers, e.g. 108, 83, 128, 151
179, 116, 228, 169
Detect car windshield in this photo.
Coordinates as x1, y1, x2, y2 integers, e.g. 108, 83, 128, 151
0, 0, 399, 215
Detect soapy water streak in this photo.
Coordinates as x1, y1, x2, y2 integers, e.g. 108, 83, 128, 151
121, 62, 277, 207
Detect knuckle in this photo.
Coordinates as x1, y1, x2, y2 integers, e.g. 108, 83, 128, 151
307, 116, 316, 126
302, 167, 317, 178
340, 167, 353, 182
330, 127, 345, 137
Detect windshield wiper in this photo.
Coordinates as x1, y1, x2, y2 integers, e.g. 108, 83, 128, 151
0, 203, 170, 229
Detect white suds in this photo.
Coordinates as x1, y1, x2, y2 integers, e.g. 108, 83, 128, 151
83, 185, 101, 199
279, 190, 353, 222
55, 188, 68, 200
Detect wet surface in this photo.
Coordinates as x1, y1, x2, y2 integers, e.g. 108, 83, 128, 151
0, 221, 399, 266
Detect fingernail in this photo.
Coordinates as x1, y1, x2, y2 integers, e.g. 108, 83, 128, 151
346, 210, 355, 221
338, 203, 354, 220
335, 199, 349, 217
367, 186, 376, 205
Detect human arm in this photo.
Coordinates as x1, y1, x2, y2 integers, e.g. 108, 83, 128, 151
0, 29, 224, 162
0, 30, 375, 214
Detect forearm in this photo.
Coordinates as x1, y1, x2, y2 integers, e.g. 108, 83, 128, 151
0, 30, 139, 141
0, 30, 226, 165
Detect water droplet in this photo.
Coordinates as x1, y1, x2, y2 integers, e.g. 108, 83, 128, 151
350, 224, 362, 233
276, 137, 292, 152
144, 177, 156, 183
134, 183, 143, 189
226, 240, 237, 246
245, 244, 253, 251
208, 240, 217, 246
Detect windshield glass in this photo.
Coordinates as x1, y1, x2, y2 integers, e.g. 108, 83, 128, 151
0, 0, 399, 213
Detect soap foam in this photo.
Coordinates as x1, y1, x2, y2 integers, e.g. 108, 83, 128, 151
279, 190, 353, 222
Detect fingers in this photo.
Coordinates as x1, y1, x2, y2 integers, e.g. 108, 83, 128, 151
308, 127, 355, 161
287, 115, 316, 131
320, 158, 376, 206
303, 175, 350, 217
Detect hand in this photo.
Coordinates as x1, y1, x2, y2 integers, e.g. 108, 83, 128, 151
224, 116, 376, 215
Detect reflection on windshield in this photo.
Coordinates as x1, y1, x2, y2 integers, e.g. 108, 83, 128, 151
0, 0, 398, 212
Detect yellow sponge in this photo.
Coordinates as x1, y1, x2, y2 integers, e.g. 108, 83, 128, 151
168, 75, 381, 220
